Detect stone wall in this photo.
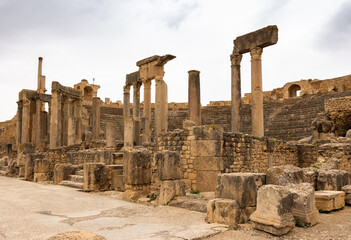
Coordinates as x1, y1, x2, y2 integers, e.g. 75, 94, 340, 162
325, 96, 351, 136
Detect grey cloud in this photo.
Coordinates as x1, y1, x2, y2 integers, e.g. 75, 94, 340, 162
164, 2, 199, 29
316, 1, 351, 51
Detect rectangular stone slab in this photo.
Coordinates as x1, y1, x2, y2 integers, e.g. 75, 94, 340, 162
315, 190, 345, 212
234, 25, 278, 54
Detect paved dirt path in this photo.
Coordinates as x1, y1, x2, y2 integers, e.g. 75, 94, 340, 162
0, 176, 225, 240
202, 205, 351, 240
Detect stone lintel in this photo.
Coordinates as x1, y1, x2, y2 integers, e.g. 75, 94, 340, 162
126, 71, 140, 86
136, 54, 176, 67
233, 25, 278, 54
19, 90, 51, 103
51, 81, 82, 99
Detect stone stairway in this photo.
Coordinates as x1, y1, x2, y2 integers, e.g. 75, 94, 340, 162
59, 169, 84, 189
0, 166, 7, 176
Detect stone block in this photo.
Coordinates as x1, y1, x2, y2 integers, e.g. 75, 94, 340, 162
154, 151, 182, 181
53, 164, 75, 185
158, 180, 185, 205
111, 169, 125, 191
123, 148, 151, 185
34, 173, 50, 182
0, 157, 8, 167
250, 185, 295, 236
302, 168, 318, 190
190, 140, 221, 157
287, 183, 319, 227
317, 169, 351, 191
83, 163, 109, 191
34, 159, 51, 173
193, 157, 224, 171
196, 171, 221, 192
315, 190, 345, 211
206, 198, 240, 227
215, 173, 266, 208
24, 155, 34, 181
266, 165, 304, 186
341, 185, 351, 205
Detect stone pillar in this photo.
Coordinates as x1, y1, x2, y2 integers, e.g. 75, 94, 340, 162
230, 53, 243, 133
16, 101, 23, 147
21, 100, 30, 143
124, 115, 134, 148
75, 100, 82, 144
133, 82, 141, 145
250, 47, 264, 137
143, 79, 151, 143
35, 99, 42, 147
123, 86, 130, 117
106, 123, 116, 148
37, 57, 43, 93
92, 97, 101, 140
188, 70, 201, 126
155, 76, 168, 138
67, 98, 75, 146
50, 91, 62, 148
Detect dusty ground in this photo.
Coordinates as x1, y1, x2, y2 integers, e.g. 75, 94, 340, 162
202, 206, 351, 240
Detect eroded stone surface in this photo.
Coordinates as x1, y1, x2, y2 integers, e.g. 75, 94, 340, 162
206, 198, 241, 227
317, 169, 351, 191
266, 165, 304, 186
315, 190, 345, 212
158, 180, 185, 205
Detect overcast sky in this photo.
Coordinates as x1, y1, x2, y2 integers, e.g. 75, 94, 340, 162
0, 0, 350, 122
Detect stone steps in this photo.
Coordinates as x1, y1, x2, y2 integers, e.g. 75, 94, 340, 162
59, 180, 83, 189
75, 170, 84, 176
69, 175, 84, 183
168, 197, 208, 213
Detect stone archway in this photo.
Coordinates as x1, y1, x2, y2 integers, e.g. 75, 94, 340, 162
84, 86, 93, 102
288, 84, 301, 98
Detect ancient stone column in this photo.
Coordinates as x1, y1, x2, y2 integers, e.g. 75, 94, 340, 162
21, 100, 30, 143
123, 85, 130, 117
35, 99, 42, 147
16, 101, 23, 147
250, 47, 264, 137
92, 97, 101, 140
188, 70, 201, 126
75, 100, 82, 144
106, 122, 116, 148
67, 98, 75, 146
142, 79, 151, 143
124, 115, 134, 148
37, 57, 43, 93
155, 76, 168, 138
133, 82, 141, 145
230, 53, 243, 133
50, 91, 62, 148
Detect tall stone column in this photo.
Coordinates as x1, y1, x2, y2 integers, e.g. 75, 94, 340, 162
106, 123, 116, 148
67, 98, 75, 146
35, 99, 42, 147
231, 53, 243, 133
143, 79, 152, 143
37, 57, 43, 93
123, 86, 130, 117
250, 47, 264, 137
133, 82, 141, 145
50, 91, 62, 148
188, 70, 201, 126
92, 97, 101, 141
124, 116, 134, 148
75, 100, 82, 144
21, 100, 30, 143
16, 101, 23, 147
155, 76, 168, 138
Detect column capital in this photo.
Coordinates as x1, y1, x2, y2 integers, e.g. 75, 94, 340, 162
230, 53, 242, 66
22, 99, 30, 106
143, 79, 152, 88
155, 76, 163, 82
133, 81, 142, 89
123, 85, 130, 94
250, 47, 263, 60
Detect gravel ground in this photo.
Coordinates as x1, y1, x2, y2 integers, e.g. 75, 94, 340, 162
202, 206, 351, 240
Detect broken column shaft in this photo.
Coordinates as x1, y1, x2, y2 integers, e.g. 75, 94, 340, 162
188, 70, 201, 126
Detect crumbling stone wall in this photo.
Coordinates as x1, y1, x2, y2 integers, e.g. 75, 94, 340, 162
325, 96, 351, 136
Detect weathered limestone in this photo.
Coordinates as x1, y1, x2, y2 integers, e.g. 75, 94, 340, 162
315, 190, 345, 211
158, 180, 185, 205
21, 99, 30, 143
230, 53, 242, 133
67, 98, 75, 146
53, 164, 75, 185
123, 148, 151, 200
142, 79, 152, 143
111, 166, 124, 191
133, 81, 141, 145
37, 57, 46, 94
154, 151, 183, 181
215, 173, 266, 208
206, 198, 241, 227
83, 163, 109, 191
250, 185, 295, 236
92, 97, 101, 140
341, 185, 351, 205
35, 99, 42, 147
188, 70, 201, 126
231, 25, 278, 137
24, 154, 34, 181
50, 91, 61, 148
155, 76, 168, 137
123, 116, 134, 148
266, 165, 304, 186
250, 47, 264, 137
317, 169, 351, 191
33, 159, 51, 182
287, 183, 319, 227
123, 85, 131, 117
106, 123, 117, 148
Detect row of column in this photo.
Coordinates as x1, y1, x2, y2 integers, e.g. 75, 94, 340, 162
231, 47, 264, 137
